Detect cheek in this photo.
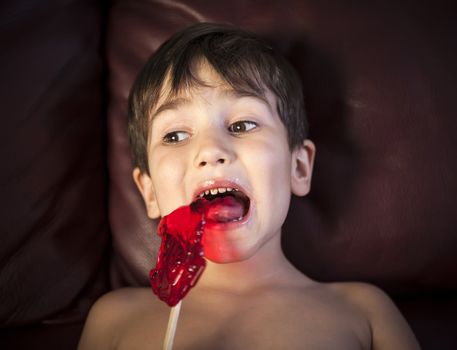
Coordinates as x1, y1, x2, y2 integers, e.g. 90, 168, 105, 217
244, 140, 292, 222
149, 149, 189, 214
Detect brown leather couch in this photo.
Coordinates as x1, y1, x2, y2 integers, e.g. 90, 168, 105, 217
1, 1, 456, 349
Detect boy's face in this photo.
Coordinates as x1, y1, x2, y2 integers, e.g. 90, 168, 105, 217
134, 62, 315, 263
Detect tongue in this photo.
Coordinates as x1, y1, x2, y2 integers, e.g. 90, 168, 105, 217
204, 196, 245, 223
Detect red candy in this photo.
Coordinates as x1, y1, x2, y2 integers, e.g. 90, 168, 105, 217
149, 196, 246, 306
149, 199, 207, 307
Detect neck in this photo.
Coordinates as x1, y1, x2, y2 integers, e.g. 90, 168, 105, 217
194, 233, 313, 294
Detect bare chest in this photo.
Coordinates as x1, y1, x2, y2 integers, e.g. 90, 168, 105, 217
117, 294, 370, 350
173, 309, 368, 350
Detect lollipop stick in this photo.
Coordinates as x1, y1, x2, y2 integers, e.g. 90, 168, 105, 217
163, 300, 182, 350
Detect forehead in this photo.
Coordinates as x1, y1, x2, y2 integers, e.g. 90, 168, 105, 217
150, 61, 273, 120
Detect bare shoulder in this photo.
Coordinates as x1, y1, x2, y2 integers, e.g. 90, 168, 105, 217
329, 282, 421, 350
327, 281, 393, 307
78, 288, 168, 350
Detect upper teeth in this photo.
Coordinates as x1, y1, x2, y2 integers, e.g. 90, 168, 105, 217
198, 187, 237, 198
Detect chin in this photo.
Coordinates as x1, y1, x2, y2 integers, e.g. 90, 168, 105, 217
203, 243, 257, 264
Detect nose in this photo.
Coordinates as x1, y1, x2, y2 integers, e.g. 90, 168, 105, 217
193, 133, 235, 168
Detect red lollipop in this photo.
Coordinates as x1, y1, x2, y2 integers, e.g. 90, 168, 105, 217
150, 195, 247, 349
149, 194, 246, 306
149, 199, 207, 307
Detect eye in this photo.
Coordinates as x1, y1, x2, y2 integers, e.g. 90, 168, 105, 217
228, 120, 258, 134
162, 131, 190, 144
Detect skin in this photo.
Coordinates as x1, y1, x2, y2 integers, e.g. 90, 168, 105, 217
78, 61, 421, 350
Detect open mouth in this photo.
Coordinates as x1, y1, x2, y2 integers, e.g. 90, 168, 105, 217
195, 187, 251, 223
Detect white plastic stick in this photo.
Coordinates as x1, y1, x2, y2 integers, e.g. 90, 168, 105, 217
163, 301, 182, 350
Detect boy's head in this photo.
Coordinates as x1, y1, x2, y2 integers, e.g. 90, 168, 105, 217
128, 23, 309, 176
128, 23, 315, 262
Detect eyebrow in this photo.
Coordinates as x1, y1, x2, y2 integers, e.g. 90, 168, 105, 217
150, 88, 272, 120
151, 97, 192, 119
220, 88, 272, 112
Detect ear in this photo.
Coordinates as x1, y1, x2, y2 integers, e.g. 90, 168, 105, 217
132, 167, 161, 219
291, 139, 316, 196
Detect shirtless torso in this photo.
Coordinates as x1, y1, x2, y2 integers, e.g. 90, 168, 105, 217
79, 279, 419, 350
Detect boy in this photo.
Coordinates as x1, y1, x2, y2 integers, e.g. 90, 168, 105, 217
78, 23, 420, 349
